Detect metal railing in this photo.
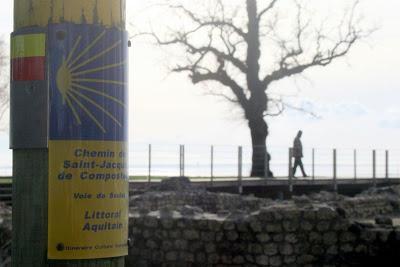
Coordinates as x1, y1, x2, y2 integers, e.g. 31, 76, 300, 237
0, 177, 12, 205
0, 145, 398, 203
130, 144, 400, 182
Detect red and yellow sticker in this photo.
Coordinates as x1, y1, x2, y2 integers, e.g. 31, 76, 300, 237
11, 33, 46, 81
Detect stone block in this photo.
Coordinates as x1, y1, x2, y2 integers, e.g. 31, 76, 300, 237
183, 229, 200, 240
269, 255, 282, 266
309, 232, 322, 243
265, 223, 282, 233
311, 244, 324, 256
208, 253, 220, 264
282, 209, 301, 220
249, 219, 262, 232
151, 251, 164, 262
296, 254, 315, 264
145, 239, 158, 249
161, 218, 174, 229
201, 231, 215, 242
339, 232, 356, 243
323, 232, 338, 245
300, 221, 314, 231
248, 243, 263, 254
169, 230, 181, 239
284, 255, 297, 264
208, 220, 222, 231
179, 251, 195, 262
263, 243, 278, 256
280, 243, 294, 255
302, 209, 316, 221
221, 254, 233, 264
255, 255, 269, 266
283, 220, 299, 232
226, 231, 239, 241
161, 240, 173, 251
316, 221, 331, 232
285, 233, 298, 244
272, 234, 284, 242
232, 255, 245, 264
174, 239, 188, 250
256, 233, 271, 243
339, 243, 354, 253
317, 207, 338, 220
144, 216, 158, 228
223, 221, 235, 230
196, 252, 206, 263
326, 245, 338, 255
189, 241, 203, 252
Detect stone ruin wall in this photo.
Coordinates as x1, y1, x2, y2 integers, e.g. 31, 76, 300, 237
128, 186, 400, 267
2, 177, 400, 267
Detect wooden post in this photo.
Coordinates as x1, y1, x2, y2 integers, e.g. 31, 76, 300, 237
12, 1, 126, 266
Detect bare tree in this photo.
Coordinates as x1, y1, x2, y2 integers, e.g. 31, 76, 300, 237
134, 0, 372, 177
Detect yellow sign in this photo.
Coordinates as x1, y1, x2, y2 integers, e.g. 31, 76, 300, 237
48, 140, 128, 259
47, 24, 128, 259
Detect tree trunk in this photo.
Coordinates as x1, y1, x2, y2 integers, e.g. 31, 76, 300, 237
249, 117, 268, 177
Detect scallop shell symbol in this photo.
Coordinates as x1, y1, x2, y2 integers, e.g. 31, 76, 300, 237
56, 31, 126, 133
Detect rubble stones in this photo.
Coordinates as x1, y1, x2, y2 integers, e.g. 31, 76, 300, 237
0, 203, 11, 267
375, 215, 393, 226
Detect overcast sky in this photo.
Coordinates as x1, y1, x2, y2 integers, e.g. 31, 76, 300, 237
0, 0, 399, 173
128, 0, 400, 149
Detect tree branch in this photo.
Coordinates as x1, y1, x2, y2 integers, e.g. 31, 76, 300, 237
262, 0, 370, 88
257, 0, 278, 21
139, 29, 248, 73
169, 4, 248, 39
189, 68, 249, 108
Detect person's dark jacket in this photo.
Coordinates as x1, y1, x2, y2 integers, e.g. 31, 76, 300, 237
293, 137, 303, 158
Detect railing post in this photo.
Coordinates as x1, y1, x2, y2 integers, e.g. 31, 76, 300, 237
333, 149, 337, 193
238, 146, 243, 194
312, 148, 315, 181
385, 150, 389, 179
179, 145, 181, 176
288, 148, 293, 195
179, 145, 185, 177
354, 149, 357, 180
264, 146, 270, 179
148, 144, 152, 184
183, 145, 185, 176
373, 149, 376, 187
211, 145, 214, 185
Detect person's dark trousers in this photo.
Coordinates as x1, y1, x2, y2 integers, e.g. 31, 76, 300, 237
293, 157, 307, 177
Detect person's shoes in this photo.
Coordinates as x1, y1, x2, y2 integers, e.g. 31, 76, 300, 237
303, 175, 308, 178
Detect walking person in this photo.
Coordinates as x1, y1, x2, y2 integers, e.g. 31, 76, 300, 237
292, 130, 308, 178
